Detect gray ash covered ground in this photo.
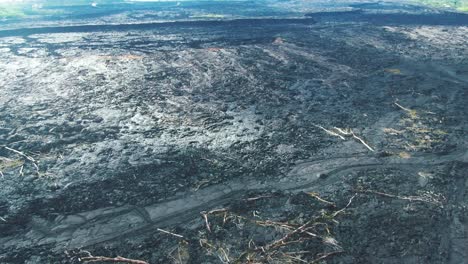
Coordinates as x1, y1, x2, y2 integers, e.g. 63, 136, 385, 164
0, 1, 467, 263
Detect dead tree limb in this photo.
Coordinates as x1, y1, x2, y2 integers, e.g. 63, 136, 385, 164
246, 195, 274, 201
311, 251, 344, 263
201, 211, 211, 232
1, 145, 39, 175
307, 192, 336, 207
357, 189, 443, 206
80, 256, 149, 264
332, 194, 357, 218
394, 102, 412, 112
315, 126, 375, 151
315, 125, 346, 140
156, 228, 184, 238
350, 131, 375, 152
265, 220, 320, 251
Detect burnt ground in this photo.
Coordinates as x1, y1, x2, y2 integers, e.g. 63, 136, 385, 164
0, 1, 467, 264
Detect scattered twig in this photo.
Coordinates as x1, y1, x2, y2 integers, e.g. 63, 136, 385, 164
356, 189, 443, 206
218, 248, 230, 263
0, 170, 3, 178
331, 194, 357, 218
201, 202, 349, 264
310, 251, 344, 263
394, 102, 418, 119
2, 146, 37, 165
350, 131, 375, 152
246, 195, 274, 201
254, 219, 295, 232
394, 102, 412, 112
332, 127, 352, 135
281, 252, 308, 263
0, 216, 6, 222
201, 208, 228, 233
77, 251, 149, 264
80, 256, 148, 264
157, 228, 184, 238
315, 126, 374, 151
284, 251, 311, 255
201, 212, 211, 232
315, 125, 345, 140
193, 180, 210, 191
307, 192, 336, 207
207, 208, 228, 215
1, 146, 39, 175
266, 219, 319, 251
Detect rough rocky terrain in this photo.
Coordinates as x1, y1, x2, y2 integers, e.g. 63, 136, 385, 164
0, 1, 467, 263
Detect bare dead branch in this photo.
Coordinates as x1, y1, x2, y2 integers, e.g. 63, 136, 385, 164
80, 255, 149, 264
207, 208, 228, 215
332, 127, 352, 136
307, 192, 336, 207
193, 179, 210, 191
315, 126, 374, 151
1, 145, 39, 175
218, 248, 230, 263
281, 252, 308, 263
254, 219, 295, 231
357, 189, 443, 206
246, 195, 274, 201
200, 208, 228, 233
266, 219, 319, 251
315, 125, 346, 140
157, 228, 184, 238
350, 131, 375, 152
201, 212, 211, 232
331, 194, 357, 218
284, 251, 312, 255
394, 102, 412, 112
310, 251, 344, 263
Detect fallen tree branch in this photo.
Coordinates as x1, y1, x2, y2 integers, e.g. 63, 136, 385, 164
218, 247, 230, 263
1, 145, 39, 175
246, 195, 274, 201
356, 189, 443, 206
315, 126, 375, 151
265, 219, 320, 251
331, 194, 357, 218
201, 208, 229, 233
201, 211, 211, 232
350, 131, 374, 152
394, 101, 418, 119
157, 228, 184, 238
80, 256, 149, 264
394, 102, 412, 112
307, 192, 336, 207
332, 127, 352, 136
281, 252, 308, 263
315, 125, 345, 140
311, 251, 344, 263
